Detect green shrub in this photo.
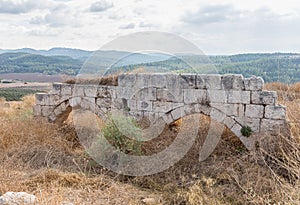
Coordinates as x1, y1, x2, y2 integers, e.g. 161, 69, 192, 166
241, 126, 253, 137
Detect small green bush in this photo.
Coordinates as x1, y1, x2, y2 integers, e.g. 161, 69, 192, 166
241, 126, 253, 137
101, 114, 143, 155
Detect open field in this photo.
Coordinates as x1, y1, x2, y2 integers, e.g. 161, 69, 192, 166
0, 83, 299, 204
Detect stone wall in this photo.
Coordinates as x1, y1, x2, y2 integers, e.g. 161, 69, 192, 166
33, 73, 287, 149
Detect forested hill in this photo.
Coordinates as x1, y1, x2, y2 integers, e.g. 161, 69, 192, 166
0, 52, 83, 75
0, 50, 300, 83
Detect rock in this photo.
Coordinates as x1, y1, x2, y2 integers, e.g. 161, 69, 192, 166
0, 192, 36, 205
142, 197, 159, 205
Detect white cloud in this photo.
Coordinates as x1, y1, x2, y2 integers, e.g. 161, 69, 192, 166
89, 0, 113, 12
0, 0, 52, 14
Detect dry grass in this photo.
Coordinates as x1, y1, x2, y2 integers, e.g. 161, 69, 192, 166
0, 83, 300, 204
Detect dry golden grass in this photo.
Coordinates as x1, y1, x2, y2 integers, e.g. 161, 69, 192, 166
0, 83, 300, 204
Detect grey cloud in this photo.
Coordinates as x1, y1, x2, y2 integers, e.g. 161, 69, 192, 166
30, 6, 81, 27
119, 23, 135, 29
90, 0, 113, 12
182, 4, 241, 25
0, 0, 47, 14
138, 22, 154, 28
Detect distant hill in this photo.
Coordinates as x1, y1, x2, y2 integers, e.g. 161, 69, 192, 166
0, 47, 93, 61
0, 48, 300, 83
0, 52, 82, 75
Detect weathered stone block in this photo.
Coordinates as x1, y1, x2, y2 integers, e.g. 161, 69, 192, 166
116, 87, 134, 99
224, 116, 235, 129
41, 106, 54, 117
61, 84, 73, 96
179, 74, 196, 89
221, 74, 245, 90
150, 74, 167, 88
152, 102, 183, 113
132, 87, 156, 101
126, 100, 137, 111
137, 101, 152, 111
33, 105, 42, 116
84, 85, 98, 97
157, 89, 183, 102
166, 74, 179, 89
197, 104, 211, 115
35, 93, 48, 105
118, 74, 136, 87
96, 98, 113, 108
171, 107, 185, 121
52, 83, 62, 95
244, 76, 264, 91
251, 91, 277, 105
184, 89, 208, 104
231, 123, 243, 138
245, 105, 264, 118
211, 103, 244, 117
162, 113, 174, 124
97, 86, 116, 98
198, 74, 222, 90
265, 105, 286, 120
73, 85, 85, 97
136, 73, 150, 88
69, 97, 81, 107
81, 97, 96, 111
227, 91, 250, 104
207, 90, 227, 103
234, 117, 261, 132
210, 108, 226, 123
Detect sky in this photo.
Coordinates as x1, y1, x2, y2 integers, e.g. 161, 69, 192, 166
0, 0, 300, 54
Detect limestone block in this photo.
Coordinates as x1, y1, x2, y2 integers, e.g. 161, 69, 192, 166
41, 106, 54, 117
244, 76, 264, 91
126, 100, 137, 111
84, 85, 98, 97
96, 98, 113, 108
197, 104, 211, 115
81, 97, 96, 111
112, 98, 125, 109
231, 123, 243, 138
116, 87, 134, 99
227, 91, 250, 104
54, 105, 63, 116
118, 74, 136, 87
69, 97, 81, 107
265, 105, 286, 120
210, 107, 226, 123
251, 91, 277, 105
224, 116, 235, 129
245, 104, 264, 118
52, 83, 62, 95
136, 73, 150, 88
73, 85, 85, 97
33, 105, 42, 116
178, 74, 196, 89
150, 74, 167, 88
184, 89, 208, 104
137, 101, 152, 111
166, 74, 179, 89
97, 86, 116, 98
61, 84, 73, 96
207, 90, 227, 103
171, 107, 185, 121
157, 89, 184, 102
197, 74, 222, 90
152, 102, 183, 113
35, 93, 48, 105
221, 74, 245, 90
211, 103, 244, 117
162, 113, 174, 124
132, 87, 156, 101
234, 116, 261, 132
35, 94, 59, 106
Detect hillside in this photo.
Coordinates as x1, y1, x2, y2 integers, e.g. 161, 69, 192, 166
0, 49, 300, 83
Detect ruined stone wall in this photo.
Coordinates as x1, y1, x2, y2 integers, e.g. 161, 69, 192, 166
33, 73, 287, 149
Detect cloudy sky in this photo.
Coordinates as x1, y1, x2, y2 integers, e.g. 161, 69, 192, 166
0, 0, 300, 54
